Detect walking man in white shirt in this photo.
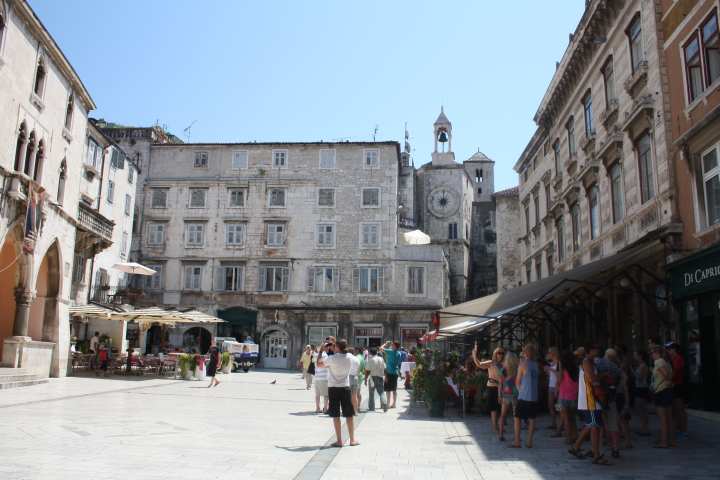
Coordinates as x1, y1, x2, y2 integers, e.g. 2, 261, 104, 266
365, 347, 388, 412
317, 339, 359, 447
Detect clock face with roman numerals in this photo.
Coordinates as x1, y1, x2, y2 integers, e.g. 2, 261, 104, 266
428, 186, 459, 218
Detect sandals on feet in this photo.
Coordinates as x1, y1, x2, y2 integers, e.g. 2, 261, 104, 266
592, 455, 611, 465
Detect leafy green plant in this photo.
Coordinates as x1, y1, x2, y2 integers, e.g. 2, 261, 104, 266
178, 353, 194, 378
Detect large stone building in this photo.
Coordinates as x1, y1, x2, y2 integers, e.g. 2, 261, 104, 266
0, 0, 132, 378
98, 128, 448, 366
513, 0, 680, 348
661, 0, 720, 411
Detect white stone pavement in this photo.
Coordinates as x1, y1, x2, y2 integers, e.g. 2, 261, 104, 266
1, 370, 720, 480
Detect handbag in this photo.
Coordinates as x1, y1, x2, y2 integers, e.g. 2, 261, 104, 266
307, 358, 316, 375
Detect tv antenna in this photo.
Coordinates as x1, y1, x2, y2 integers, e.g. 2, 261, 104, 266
372, 124, 379, 141
183, 120, 197, 142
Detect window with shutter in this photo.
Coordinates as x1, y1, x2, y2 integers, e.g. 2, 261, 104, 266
232, 150, 248, 170
272, 150, 288, 168
318, 188, 335, 207
259, 263, 289, 291
319, 149, 336, 169
107, 181, 115, 204
228, 188, 246, 207
189, 188, 207, 208
316, 224, 335, 248
194, 151, 208, 168
225, 223, 246, 246
151, 188, 168, 208
355, 266, 382, 294
360, 223, 380, 248
361, 188, 380, 207
147, 223, 165, 245
364, 149, 379, 168
268, 188, 286, 207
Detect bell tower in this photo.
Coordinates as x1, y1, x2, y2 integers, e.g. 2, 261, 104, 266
432, 107, 455, 166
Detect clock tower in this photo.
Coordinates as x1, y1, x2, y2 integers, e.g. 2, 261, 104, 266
416, 108, 475, 304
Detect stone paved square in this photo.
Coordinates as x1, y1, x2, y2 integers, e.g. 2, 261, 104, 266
2, 370, 720, 479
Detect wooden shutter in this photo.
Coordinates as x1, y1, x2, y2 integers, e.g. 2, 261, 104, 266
259, 266, 267, 291
333, 268, 340, 292
352, 268, 360, 292
281, 267, 289, 291
378, 267, 385, 293
214, 266, 224, 291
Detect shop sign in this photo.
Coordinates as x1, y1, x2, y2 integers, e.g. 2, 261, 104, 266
668, 245, 720, 301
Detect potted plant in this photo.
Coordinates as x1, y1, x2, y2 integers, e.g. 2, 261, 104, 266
178, 353, 194, 380
412, 349, 449, 417
221, 352, 232, 374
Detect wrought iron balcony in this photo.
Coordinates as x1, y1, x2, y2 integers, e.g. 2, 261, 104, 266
91, 284, 145, 305
77, 202, 114, 245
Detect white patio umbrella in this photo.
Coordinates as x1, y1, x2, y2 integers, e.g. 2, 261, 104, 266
111, 262, 157, 276
402, 229, 431, 245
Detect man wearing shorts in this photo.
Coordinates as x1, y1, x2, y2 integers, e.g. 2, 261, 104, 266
571, 345, 609, 465
382, 341, 401, 409
317, 339, 358, 447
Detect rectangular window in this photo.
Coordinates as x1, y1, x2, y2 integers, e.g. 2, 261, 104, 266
185, 222, 205, 247
533, 192, 540, 227
145, 264, 163, 290
107, 180, 115, 204
628, 14, 643, 73
121, 232, 128, 256
86, 138, 100, 168
524, 204, 530, 235
232, 150, 248, 170
316, 223, 336, 248
189, 188, 207, 208
308, 326, 338, 346
318, 188, 335, 207
583, 91, 594, 137
124, 194, 132, 216
319, 149, 336, 169
194, 151, 208, 168
361, 188, 380, 207
128, 167, 134, 184
151, 188, 168, 208
266, 223, 286, 247
602, 57, 616, 107
184, 265, 203, 290
545, 183, 552, 212
228, 188, 246, 208
701, 145, 720, 227
259, 263, 289, 292
556, 218, 565, 263
308, 266, 338, 293
553, 139, 561, 174
72, 254, 85, 284
272, 149, 288, 168
448, 222, 458, 240
353, 266, 383, 294
268, 188, 286, 207
407, 266, 425, 295
571, 203, 581, 251
589, 184, 600, 240
685, 34, 704, 102
147, 223, 166, 245
225, 223, 246, 246
704, 10, 720, 86
364, 149, 379, 168
110, 150, 119, 170
566, 117, 576, 156
222, 265, 244, 291
610, 163, 625, 223
360, 223, 380, 248
636, 132, 655, 203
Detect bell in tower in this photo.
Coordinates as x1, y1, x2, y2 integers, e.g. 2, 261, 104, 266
432, 107, 455, 165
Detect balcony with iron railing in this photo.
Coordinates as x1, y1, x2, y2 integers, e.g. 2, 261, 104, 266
91, 284, 145, 306
77, 202, 114, 246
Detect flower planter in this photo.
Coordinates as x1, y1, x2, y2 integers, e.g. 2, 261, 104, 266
221, 365, 231, 374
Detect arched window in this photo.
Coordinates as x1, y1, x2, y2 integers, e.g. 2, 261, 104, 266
64, 94, 74, 130
33, 140, 45, 182
24, 131, 36, 177
33, 58, 46, 97
57, 159, 67, 205
14, 122, 27, 172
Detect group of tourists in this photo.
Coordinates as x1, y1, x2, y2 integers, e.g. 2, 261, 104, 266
471, 339, 688, 466
298, 339, 415, 447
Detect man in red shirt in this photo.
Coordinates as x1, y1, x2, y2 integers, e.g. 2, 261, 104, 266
667, 343, 687, 439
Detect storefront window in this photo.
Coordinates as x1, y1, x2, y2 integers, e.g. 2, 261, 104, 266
354, 326, 383, 348
307, 325, 337, 348
400, 326, 426, 349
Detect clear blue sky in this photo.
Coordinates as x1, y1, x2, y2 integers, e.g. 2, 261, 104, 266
30, 0, 584, 190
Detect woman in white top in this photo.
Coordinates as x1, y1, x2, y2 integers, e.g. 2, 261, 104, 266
314, 344, 329, 413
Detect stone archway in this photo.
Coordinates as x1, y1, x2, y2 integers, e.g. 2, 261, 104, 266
183, 326, 212, 354
28, 242, 60, 343
0, 231, 22, 359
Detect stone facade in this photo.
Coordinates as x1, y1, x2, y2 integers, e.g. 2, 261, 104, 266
99, 136, 447, 365
494, 186, 520, 291
0, 0, 99, 377
514, 0, 679, 284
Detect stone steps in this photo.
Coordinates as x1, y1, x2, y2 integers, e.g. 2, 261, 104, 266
0, 368, 48, 390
